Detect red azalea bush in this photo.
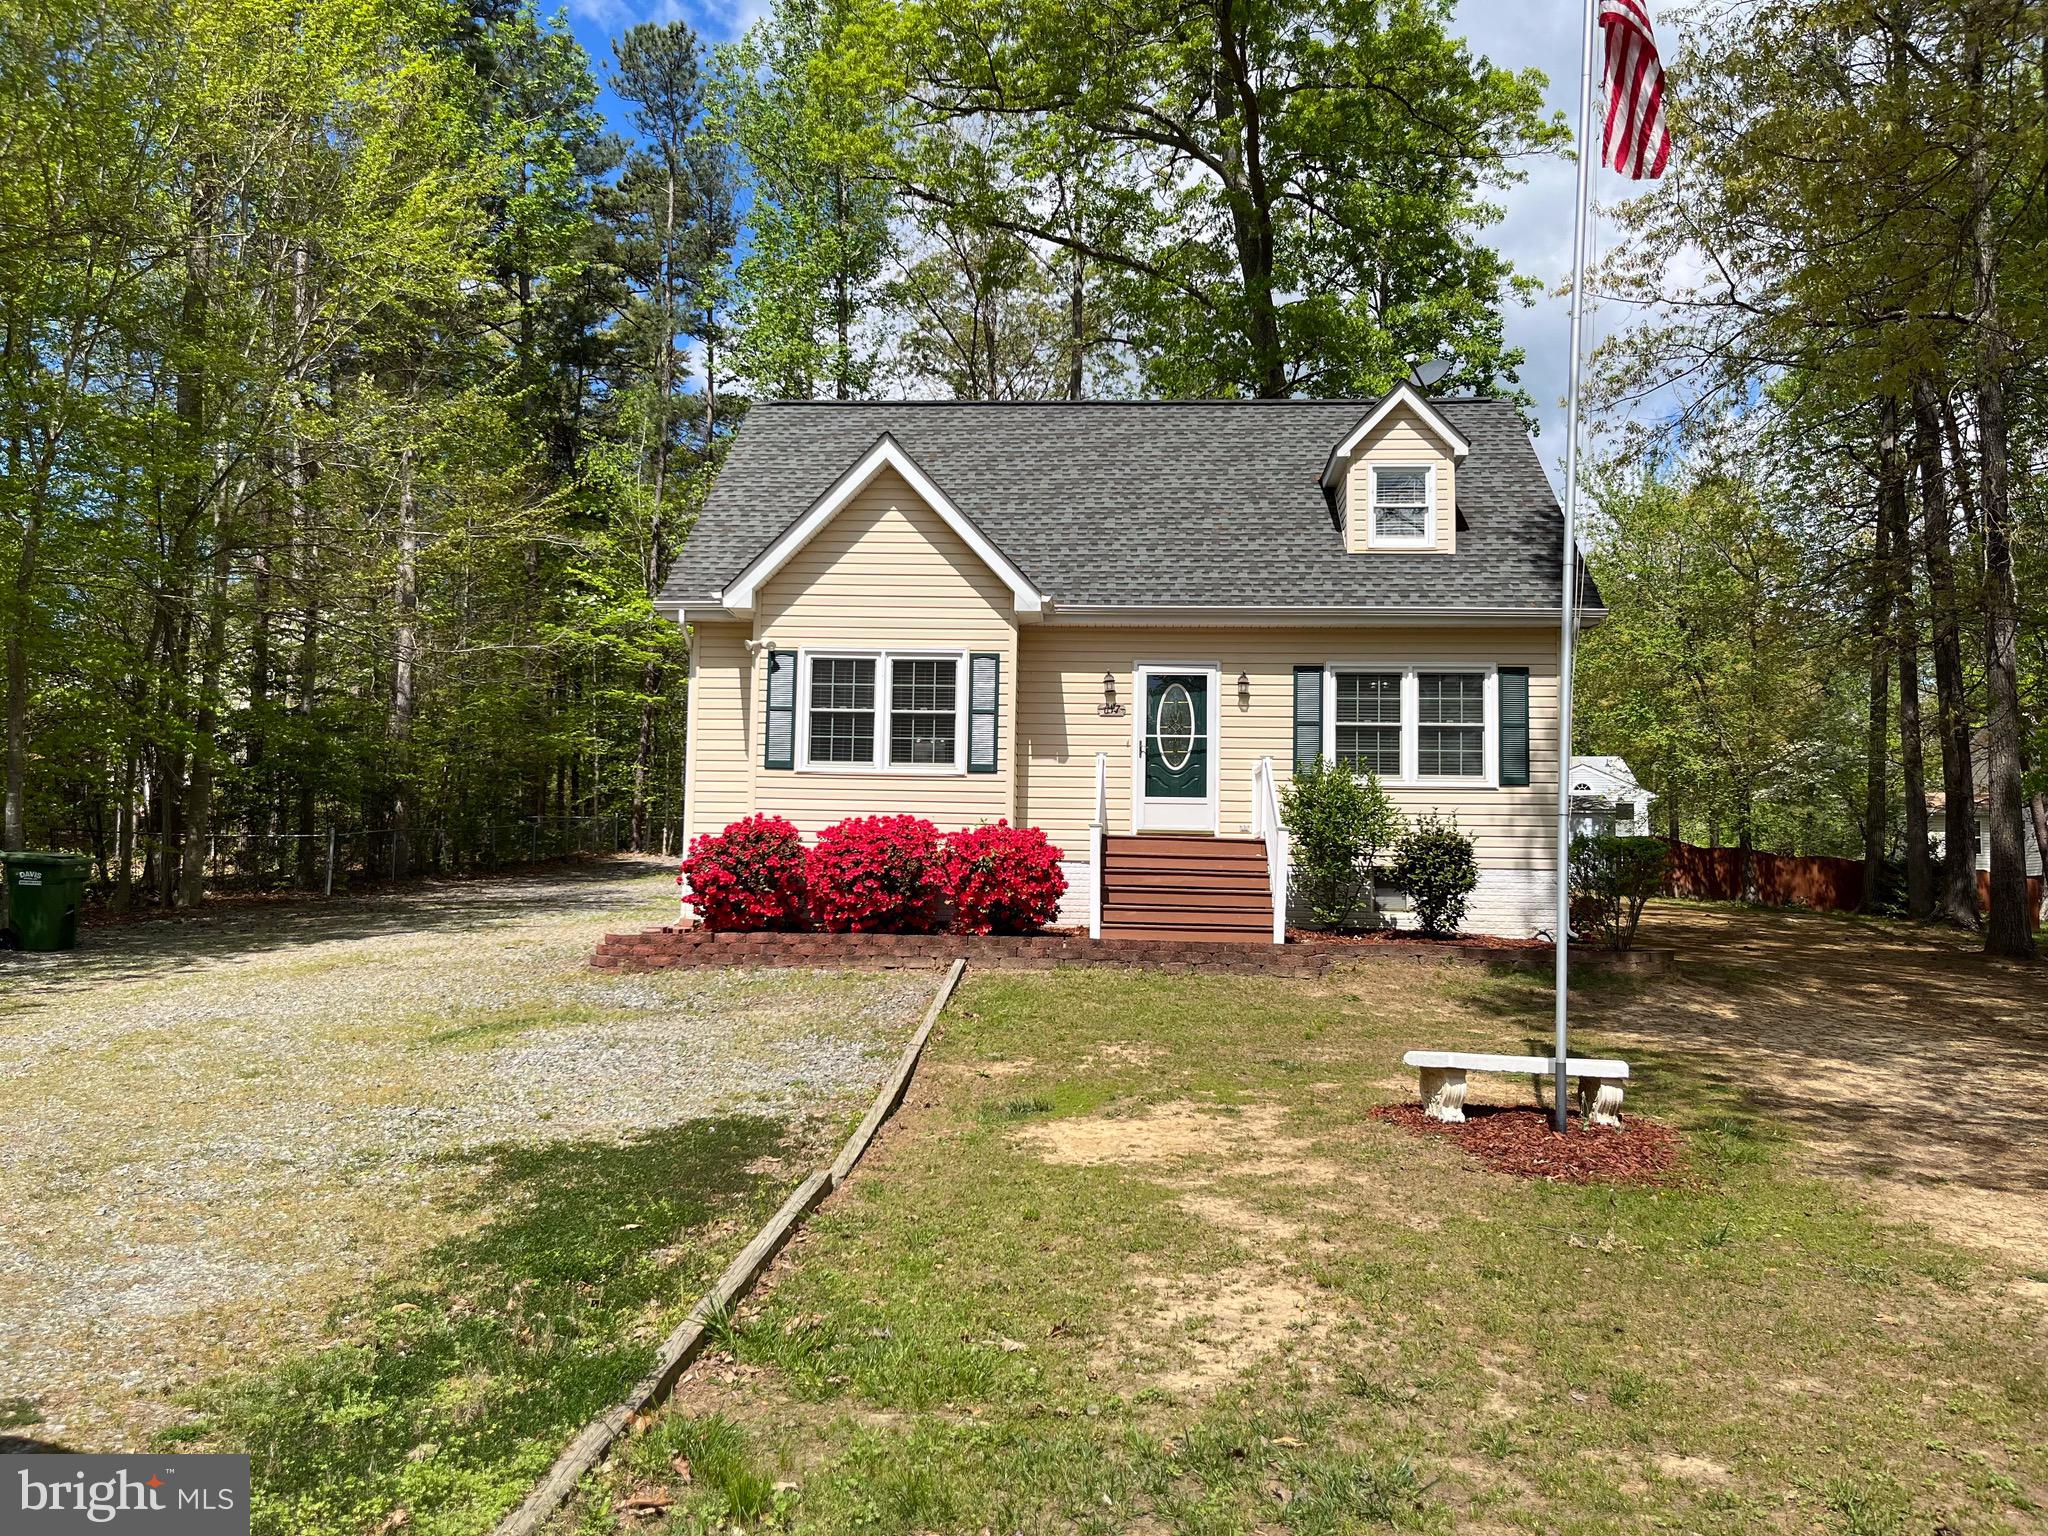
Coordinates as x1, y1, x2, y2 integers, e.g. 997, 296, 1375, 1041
807, 815, 948, 933
680, 814, 809, 931
942, 821, 1068, 935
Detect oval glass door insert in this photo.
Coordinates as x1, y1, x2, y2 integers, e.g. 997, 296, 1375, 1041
1156, 683, 1195, 771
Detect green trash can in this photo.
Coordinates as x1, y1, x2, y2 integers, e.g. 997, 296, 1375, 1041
2, 851, 92, 952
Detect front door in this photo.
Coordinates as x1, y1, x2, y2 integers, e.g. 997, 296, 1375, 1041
1136, 666, 1217, 832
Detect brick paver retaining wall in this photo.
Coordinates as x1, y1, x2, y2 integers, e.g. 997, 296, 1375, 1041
591, 927, 1674, 976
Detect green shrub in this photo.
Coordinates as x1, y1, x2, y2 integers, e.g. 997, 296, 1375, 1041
1279, 758, 1404, 929
1569, 832, 1670, 950
1390, 814, 1479, 936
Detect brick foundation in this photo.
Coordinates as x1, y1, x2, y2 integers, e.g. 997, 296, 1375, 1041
590, 927, 1674, 977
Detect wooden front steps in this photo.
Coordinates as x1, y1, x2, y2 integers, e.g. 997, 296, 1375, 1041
1101, 833, 1275, 942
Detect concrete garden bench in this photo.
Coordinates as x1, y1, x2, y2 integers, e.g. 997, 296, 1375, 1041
1401, 1050, 1631, 1128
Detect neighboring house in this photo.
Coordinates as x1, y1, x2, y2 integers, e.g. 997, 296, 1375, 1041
1929, 802, 2046, 881
1569, 755, 1656, 838
662, 385, 1598, 940
1927, 726, 2047, 880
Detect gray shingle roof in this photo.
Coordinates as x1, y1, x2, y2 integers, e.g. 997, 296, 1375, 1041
663, 398, 1599, 613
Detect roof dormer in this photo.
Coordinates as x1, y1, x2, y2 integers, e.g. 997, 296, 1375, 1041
1321, 383, 1469, 555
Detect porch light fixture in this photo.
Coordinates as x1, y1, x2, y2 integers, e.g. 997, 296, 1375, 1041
1102, 671, 1117, 709
1237, 671, 1251, 708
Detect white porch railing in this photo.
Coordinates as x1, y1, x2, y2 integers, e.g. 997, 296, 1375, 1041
1088, 751, 1108, 940
1250, 755, 1289, 945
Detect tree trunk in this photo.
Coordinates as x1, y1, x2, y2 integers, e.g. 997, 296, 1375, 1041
112, 747, 137, 913
1737, 797, 1757, 904
1966, 38, 2035, 959
2, 321, 33, 851
167, 202, 212, 908
389, 433, 419, 882
703, 320, 717, 455
832, 170, 852, 400
1880, 396, 1930, 918
632, 664, 658, 854
178, 466, 237, 908
1859, 462, 1892, 910
1212, 0, 1285, 396
1068, 243, 1086, 400
1911, 378, 1979, 926
2, 493, 33, 851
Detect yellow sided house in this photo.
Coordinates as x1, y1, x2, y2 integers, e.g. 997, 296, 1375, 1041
663, 386, 1599, 941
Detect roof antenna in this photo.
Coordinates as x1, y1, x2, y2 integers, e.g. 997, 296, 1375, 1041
1407, 356, 1454, 391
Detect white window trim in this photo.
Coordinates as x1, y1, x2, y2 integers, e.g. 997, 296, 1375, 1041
1365, 464, 1436, 550
795, 647, 971, 775
1323, 662, 1497, 789
1321, 382, 1474, 486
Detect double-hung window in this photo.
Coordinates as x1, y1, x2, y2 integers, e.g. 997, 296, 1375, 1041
1333, 672, 1402, 777
1324, 665, 1494, 784
807, 657, 876, 764
1417, 671, 1486, 778
1368, 465, 1433, 547
888, 657, 957, 764
800, 650, 965, 771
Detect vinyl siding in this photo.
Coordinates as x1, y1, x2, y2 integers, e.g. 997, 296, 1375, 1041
1342, 406, 1457, 554
686, 612, 1562, 935
681, 622, 753, 851
1015, 625, 1559, 872
1931, 809, 2047, 877
739, 464, 1018, 833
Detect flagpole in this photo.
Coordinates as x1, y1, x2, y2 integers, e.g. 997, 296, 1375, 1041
1554, 0, 1599, 1133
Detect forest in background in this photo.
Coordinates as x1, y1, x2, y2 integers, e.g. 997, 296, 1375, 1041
1574, 0, 2047, 956
0, 0, 1556, 906
2, 0, 2042, 953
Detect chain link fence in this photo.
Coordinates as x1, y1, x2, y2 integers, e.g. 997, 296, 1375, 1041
40, 814, 645, 901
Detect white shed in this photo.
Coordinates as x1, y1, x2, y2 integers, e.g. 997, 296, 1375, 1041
1569, 756, 1657, 839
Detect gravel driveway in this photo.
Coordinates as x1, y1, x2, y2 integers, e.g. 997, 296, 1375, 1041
0, 860, 933, 1450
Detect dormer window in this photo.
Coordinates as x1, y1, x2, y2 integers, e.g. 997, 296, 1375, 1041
1368, 465, 1434, 548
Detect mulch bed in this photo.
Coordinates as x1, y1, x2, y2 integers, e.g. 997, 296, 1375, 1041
1369, 1102, 1686, 1186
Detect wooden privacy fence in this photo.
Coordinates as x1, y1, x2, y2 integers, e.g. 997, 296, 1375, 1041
1976, 871, 2045, 930
1666, 839, 2043, 926
1662, 839, 1866, 912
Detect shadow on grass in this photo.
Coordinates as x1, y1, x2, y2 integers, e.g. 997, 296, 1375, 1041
1, 857, 676, 998
167, 1115, 795, 1536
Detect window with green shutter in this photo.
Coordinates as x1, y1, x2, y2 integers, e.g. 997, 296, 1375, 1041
1498, 666, 1530, 787
1292, 666, 1323, 770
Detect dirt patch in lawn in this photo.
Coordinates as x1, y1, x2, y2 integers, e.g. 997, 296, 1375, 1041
1369, 1103, 1687, 1186
1017, 1100, 1350, 1395
1127, 1260, 1332, 1397
1015, 1100, 1294, 1167
1594, 901, 2048, 1265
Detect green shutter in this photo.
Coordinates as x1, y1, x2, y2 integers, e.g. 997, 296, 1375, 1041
763, 649, 796, 770
1292, 666, 1323, 770
968, 653, 1000, 773
1498, 666, 1530, 787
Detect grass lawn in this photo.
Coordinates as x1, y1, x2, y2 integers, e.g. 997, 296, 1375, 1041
558, 956, 2048, 1536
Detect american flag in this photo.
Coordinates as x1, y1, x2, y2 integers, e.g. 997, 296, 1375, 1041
1599, 0, 1672, 179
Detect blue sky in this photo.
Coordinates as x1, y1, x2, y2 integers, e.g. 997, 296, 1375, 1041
561, 0, 1650, 492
